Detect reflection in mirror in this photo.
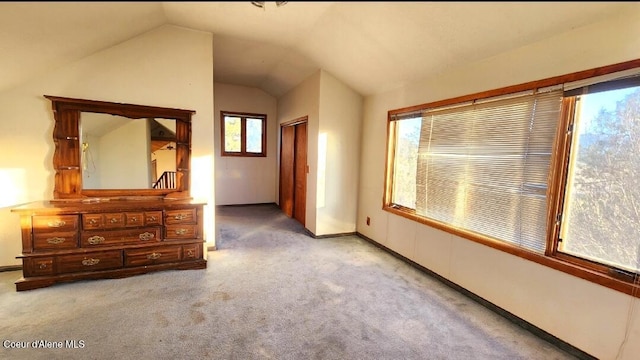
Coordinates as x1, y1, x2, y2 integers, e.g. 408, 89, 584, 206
80, 113, 176, 189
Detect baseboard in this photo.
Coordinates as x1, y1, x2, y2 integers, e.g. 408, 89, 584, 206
355, 232, 596, 360
216, 202, 277, 208
305, 230, 357, 239
207, 245, 217, 251
0, 265, 22, 272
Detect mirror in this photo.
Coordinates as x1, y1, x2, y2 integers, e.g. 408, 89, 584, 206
80, 114, 177, 190
45, 95, 195, 199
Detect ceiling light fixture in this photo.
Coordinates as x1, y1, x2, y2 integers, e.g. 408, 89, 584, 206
251, 1, 288, 9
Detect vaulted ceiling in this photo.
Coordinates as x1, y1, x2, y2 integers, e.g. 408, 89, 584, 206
1, 2, 636, 98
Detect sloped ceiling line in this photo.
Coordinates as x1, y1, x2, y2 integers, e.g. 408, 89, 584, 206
0, 2, 637, 98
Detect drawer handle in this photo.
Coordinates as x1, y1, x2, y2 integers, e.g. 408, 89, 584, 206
175, 228, 188, 235
47, 220, 66, 228
46, 237, 66, 245
130, 217, 138, 222
173, 214, 187, 220
147, 252, 162, 260
88, 236, 105, 245
82, 258, 100, 266
109, 217, 119, 224
88, 218, 99, 225
139, 232, 155, 241
39, 263, 49, 270
186, 249, 195, 257
147, 216, 157, 222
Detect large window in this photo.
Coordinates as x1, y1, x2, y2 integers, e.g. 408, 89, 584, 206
221, 111, 267, 157
384, 60, 640, 296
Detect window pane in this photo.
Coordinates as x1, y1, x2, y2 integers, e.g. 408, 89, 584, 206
392, 117, 421, 208
415, 91, 561, 253
559, 86, 640, 272
246, 118, 263, 153
224, 116, 241, 152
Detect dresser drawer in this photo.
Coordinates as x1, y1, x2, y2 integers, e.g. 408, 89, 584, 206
124, 246, 182, 267
82, 214, 103, 229
57, 251, 123, 274
124, 212, 144, 227
165, 208, 197, 225
144, 211, 163, 226
182, 244, 201, 260
81, 228, 161, 247
82, 212, 125, 230
165, 224, 198, 239
23, 257, 55, 277
32, 215, 78, 234
33, 232, 79, 251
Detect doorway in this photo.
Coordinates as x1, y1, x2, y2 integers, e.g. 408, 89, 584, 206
279, 117, 307, 226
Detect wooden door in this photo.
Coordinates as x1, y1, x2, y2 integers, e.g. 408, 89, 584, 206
293, 122, 307, 225
279, 119, 307, 226
280, 125, 295, 218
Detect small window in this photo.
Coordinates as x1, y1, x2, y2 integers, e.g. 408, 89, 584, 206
221, 112, 267, 157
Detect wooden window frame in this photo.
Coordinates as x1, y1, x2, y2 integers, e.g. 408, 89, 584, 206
220, 111, 267, 157
383, 58, 640, 297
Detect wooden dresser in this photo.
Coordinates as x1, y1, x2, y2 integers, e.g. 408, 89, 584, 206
11, 198, 207, 291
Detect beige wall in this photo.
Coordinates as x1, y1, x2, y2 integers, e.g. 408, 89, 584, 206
277, 70, 362, 236
277, 70, 321, 234
97, 119, 151, 189
0, 25, 215, 266
357, 9, 640, 360
214, 83, 278, 205
317, 70, 362, 235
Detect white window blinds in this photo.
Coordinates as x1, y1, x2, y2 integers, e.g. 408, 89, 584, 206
414, 89, 562, 253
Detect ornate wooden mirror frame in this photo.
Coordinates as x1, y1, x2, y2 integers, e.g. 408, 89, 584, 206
45, 95, 194, 199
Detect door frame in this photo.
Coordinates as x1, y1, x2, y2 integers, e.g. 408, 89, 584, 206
279, 116, 308, 226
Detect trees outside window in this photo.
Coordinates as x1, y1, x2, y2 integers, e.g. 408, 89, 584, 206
559, 86, 640, 274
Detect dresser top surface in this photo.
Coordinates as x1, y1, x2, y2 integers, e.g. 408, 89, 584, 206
11, 198, 207, 215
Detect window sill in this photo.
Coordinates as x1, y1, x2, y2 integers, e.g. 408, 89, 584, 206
221, 153, 267, 157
